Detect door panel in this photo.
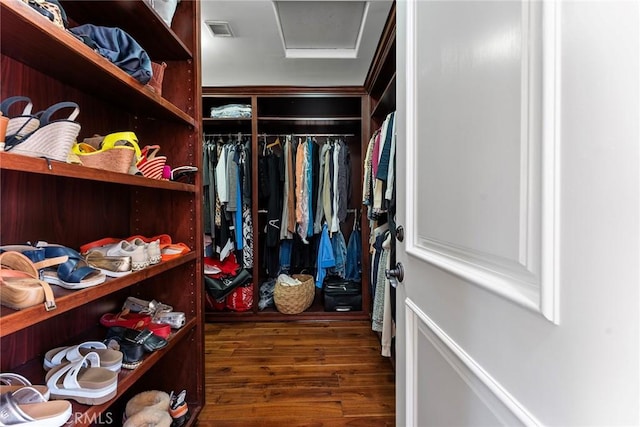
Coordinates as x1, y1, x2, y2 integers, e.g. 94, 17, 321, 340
406, 301, 532, 427
396, 1, 639, 426
414, 0, 524, 262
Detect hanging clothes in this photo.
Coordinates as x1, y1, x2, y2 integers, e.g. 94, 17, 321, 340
345, 226, 362, 282
315, 223, 335, 288
203, 134, 253, 262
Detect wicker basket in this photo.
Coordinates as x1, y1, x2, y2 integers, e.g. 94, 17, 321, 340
274, 274, 315, 314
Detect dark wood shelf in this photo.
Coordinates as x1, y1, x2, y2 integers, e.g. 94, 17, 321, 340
206, 288, 369, 322
5, 318, 197, 427
371, 72, 396, 119
0, 153, 196, 193
203, 117, 252, 127
0, 252, 197, 337
0, 0, 196, 127
1, 0, 204, 423
205, 310, 370, 322
259, 116, 361, 121
64, 318, 198, 427
60, 0, 192, 61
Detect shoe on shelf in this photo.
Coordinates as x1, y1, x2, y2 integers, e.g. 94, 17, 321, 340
84, 251, 132, 277
45, 352, 118, 405
127, 238, 157, 266
154, 311, 186, 330
86, 241, 147, 271
0, 373, 50, 400
169, 389, 189, 427
0, 251, 58, 311
44, 341, 123, 373
105, 327, 168, 353
124, 390, 171, 427
34, 242, 106, 290
100, 311, 171, 339
161, 243, 190, 261
0, 387, 71, 427
122, 297, 173, 315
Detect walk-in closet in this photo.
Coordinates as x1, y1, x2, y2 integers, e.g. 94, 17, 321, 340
0, 0, 396, 425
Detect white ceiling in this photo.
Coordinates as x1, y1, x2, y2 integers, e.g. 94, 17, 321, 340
200, 0, 393, 87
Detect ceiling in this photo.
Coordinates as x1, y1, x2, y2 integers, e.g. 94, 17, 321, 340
200, 0, 393, 88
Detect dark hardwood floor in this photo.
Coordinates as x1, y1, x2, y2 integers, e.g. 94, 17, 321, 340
196, 320, 396, 426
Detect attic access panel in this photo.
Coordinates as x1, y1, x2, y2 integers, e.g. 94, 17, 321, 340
273, 1, 368, 58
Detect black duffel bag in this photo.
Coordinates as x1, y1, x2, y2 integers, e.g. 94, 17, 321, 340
323, 275, 362, 312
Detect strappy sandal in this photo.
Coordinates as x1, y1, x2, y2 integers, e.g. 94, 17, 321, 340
0, 251, 59, 311
0, 373, 50, 400
44, 341, 123, 372
6, 102, 80, 162
45, 352, 118, 405
100, 311, 152, 330
0, 96, 41, 148
0, 387, 71, 427
34, 242, 106, 290
136, 145, 167, 180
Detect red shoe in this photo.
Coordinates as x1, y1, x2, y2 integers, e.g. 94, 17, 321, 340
100, 312, 151, 330
100, 312, 171, 339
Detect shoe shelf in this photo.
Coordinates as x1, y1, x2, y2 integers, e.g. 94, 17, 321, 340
1, 0, 204, 424
59, 0, 193, 61
0, 0, 196, 127
0, 152, 197, 193
0, 252, 197, 337
7, 317, 198, 427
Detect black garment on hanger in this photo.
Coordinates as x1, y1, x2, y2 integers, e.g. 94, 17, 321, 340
265, 152, 283, 248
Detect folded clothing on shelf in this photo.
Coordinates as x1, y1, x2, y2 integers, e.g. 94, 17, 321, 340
209, 104, 251, 119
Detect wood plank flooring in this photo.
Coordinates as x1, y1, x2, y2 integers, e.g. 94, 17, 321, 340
196, 320, 396, 427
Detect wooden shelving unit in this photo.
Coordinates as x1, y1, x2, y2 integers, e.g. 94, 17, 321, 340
0, 0, 204, 424
201, 88, 370, 322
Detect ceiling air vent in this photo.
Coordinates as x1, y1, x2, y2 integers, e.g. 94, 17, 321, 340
206, 21, 233, 37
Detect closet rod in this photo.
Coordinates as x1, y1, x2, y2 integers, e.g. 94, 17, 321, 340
205, 133, 355, 138
270, 133, 355, 137
204, 133, 252, 137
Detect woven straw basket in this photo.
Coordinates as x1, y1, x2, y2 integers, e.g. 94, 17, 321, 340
274, 274, 315, 314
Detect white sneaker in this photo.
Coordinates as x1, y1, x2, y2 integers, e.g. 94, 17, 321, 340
127, 238, 150, 268
146, 239, 161, 265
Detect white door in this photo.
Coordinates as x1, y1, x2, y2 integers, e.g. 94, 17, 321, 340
395, 1, 639, 425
